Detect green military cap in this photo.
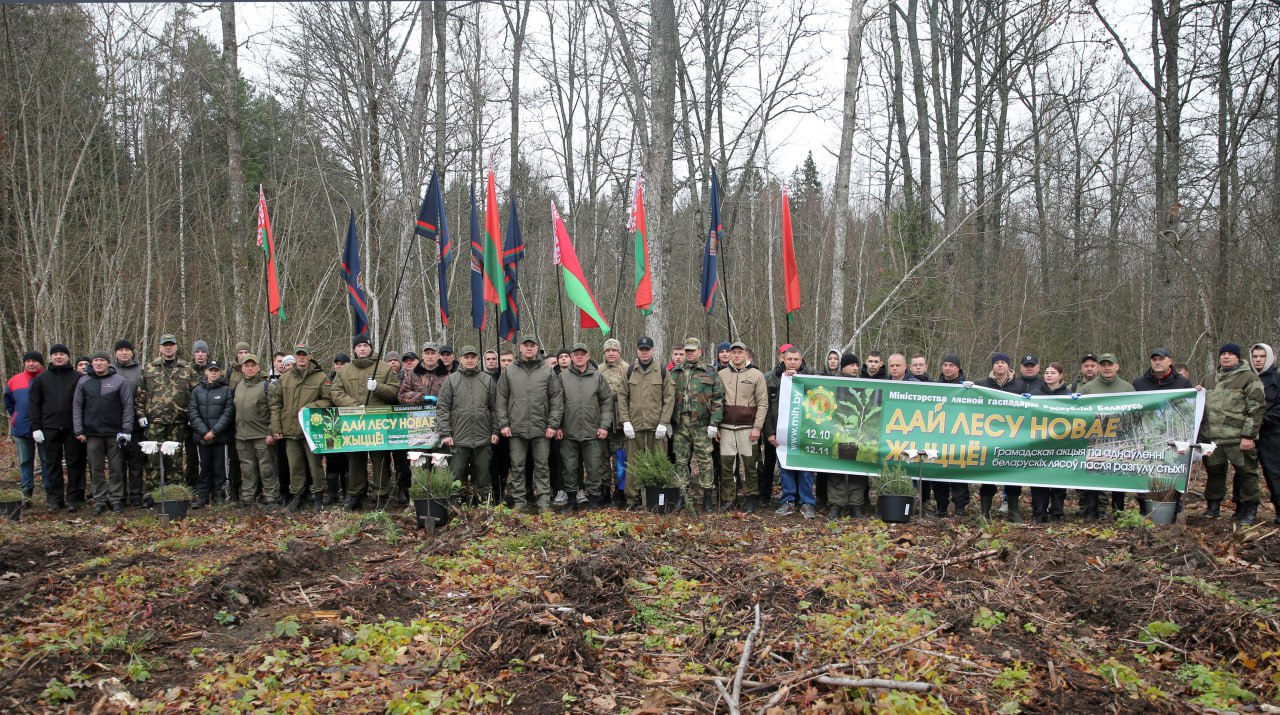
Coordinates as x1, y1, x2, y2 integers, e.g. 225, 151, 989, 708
1097, 353, 1119, 364
520, 334, 540, 346
459, 345, 479, 356
159, 334, 178, 345
683, 337, 701, 350
241, 353, 260, 364
571, 342, 589, 353
293, 342, 310, 355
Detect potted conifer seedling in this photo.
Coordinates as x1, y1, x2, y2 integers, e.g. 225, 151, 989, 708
151, 484, 192, 521
630, 449, 681, 514
0, 488, 23, 521
872, 461, 916, 523
409, 462, 459, 529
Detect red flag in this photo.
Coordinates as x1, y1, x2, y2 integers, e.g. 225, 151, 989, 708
257, 185, 284, 320
628, 173, 653, 315
781, 184, 800, 316
482, 167, 506, 311
552, 202, 611, 335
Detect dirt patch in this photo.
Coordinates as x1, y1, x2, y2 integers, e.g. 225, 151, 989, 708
204, 539, 337, 609
551, 542, 644, 620
466, 598, 598, 677
315, 565, 429, 622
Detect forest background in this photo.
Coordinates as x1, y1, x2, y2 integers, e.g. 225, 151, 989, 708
2, 0, 1276, 383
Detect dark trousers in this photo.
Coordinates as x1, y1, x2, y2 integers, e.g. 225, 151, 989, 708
490, 435, 511, 504
1257, 431, 1280, 508
125, 426, 146, 504
392, 450, 411, 498
1030, 487, 1066, 518
981, 484, 1021, 501
40, 428, 86, 505
758, 443, 778, 503
925, 480, 970, 513
196, 442, 228, 500
275, 440, 291, 498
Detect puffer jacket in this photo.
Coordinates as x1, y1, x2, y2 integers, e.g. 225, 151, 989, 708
190, 375, 235, 444
331, 353, 400, 407
618, 360, 674, 430
73, 367, 134, 437
232, 374, 274, 440
270, 361, 332, 438
496, 356, 565, 438
1132, 368, 1193, 392
1201, 362, 1266, 445
558, 363, 613, 441
437, 365, 496, 448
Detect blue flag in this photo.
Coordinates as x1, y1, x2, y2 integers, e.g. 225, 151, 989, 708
468, 186, 486, 330
415, 171, 451, 326
700, 167, 722, 314
341, 210, 370, 337
499, 198, 525, 341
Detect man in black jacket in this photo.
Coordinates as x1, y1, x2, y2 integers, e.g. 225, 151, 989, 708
30, 344, 85, 511
1250, 343, 1280, 522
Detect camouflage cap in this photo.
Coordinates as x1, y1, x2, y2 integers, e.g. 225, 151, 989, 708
241, 353, 260, 364
603, 338, 622, 351
421, 341, 439, 353
520, 334, 540, 346
730, 341, 748, 350
683, 337, 701, 351
1097, 353, 1119, 364
159, 334, 178, 345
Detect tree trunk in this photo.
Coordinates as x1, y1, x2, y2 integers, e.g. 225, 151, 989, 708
826, 0, 866, 349
646, 0, 676, 356
221, 2, 246, 336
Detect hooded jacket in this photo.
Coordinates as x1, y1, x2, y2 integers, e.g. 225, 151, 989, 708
5, 366, 42, 437
1251, 343, 1280, 435
1201, 361, 1266, 445
822, 349, 842, 376
190, 374, 235, 444
30, 362, 79, 432
233, 373, 275, 440
438, 365, 496, 447
73, 367, 134, 437
496, 356, 565, 438
270, 361, 332, 438
977, 371, 1020, 392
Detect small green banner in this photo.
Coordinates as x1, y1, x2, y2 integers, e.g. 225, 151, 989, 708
776, 376, 1205, 492
299, 405, 440, 454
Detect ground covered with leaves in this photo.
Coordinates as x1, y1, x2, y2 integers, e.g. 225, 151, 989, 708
3, 470, 1280, 714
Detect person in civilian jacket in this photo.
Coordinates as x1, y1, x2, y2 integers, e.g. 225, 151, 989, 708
29, 344, 86, 511
73, 352, 134, 515
188, 362, 235, 508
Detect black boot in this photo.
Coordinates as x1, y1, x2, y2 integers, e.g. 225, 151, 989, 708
1007, 502, 1022, 523
702, 490, 714, 514
980, 493, 994, 519
560, 491, 578, 514
849, 504, 865, 519
827, 505, 841, 519
1233, 502, 1258, 525
1204, 499, 1222, 518
745, 496, 758, 514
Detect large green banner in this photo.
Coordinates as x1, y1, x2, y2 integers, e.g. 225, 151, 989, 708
299, 405, 440, 454
777, 376, 1205, 491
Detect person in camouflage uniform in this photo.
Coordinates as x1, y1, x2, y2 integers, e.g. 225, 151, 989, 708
671, 337, 724, 513
597, 338, 630, 507
1201, 343, 1267, 524
137, 334, 198, 497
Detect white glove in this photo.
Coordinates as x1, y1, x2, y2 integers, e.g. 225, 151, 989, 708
961, 381, 974, 388
116, 432, 131, 445
655, 424, 669, 440
31, 430, 44, 444
707, 425, 718, 440
139, 440, 160, 455
366, 378, 378, 391
138, 417, 149, 428
623, 422, 636, 439
161, 441, 182, 456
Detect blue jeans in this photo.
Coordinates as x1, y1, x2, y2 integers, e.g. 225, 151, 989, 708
15, 436, 36, 493
779, 468, 815, 506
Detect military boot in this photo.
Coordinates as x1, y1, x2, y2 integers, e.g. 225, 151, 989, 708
980, 493, 994, 519
560, 491, 578, 515
1204, 499, 1222, 518
324, 474, 340, 506
1233, 502, 1258, 525
702, 490, 714, 514
849, 504, 865, 519
1007, 501, 1022, 524
744, 496, 758, 514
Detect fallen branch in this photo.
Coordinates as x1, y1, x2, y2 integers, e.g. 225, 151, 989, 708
733, 604, 762, 705
815, 676, 931, 692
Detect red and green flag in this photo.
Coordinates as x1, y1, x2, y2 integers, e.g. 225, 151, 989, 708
781, 184, 801, 316
482, 167, 506, 312
256, 185, 284, 320
552, 202, 611, 335
628, 173, 653, 315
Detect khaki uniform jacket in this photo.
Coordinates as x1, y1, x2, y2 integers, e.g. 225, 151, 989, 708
718, 365, 768, 430
618, 360, 674, 430
270, 362, 332, 438
233, 373, 274, 440
1079, 375, 1136, 395
559, 363, 613, 441
496, 357, 565, 438
1202, 363, 1266, 445
438, 366, 496, 448
331, 354, 401, 407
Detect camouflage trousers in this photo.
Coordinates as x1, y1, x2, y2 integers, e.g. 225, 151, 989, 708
1204, 443, 1262, 505
673, 422, 714, 491
146, 422, 189, 491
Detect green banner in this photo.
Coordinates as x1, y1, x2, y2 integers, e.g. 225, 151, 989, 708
299, 405, 440, 454
776, 376, 1205, 492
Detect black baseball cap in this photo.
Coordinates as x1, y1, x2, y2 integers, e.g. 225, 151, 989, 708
637, 336, 655, 349
1080, 353, 1099, 364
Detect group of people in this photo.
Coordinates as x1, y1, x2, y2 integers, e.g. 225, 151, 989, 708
5, 331, 1277, 526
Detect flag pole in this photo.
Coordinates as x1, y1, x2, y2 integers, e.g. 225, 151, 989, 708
365, 209, 422, 407
717, 186, 735, 343
555, 268, 567, 349
259, 184, 276, 377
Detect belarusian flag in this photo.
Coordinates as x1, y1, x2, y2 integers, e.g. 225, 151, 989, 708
482, 167, 506, 312
628, 173, 653, 315
256, 185, 284, 320
781, 184, 801, 316
552, 202, 611, 335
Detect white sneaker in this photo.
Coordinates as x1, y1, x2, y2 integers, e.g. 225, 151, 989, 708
801, 504, 816, 519
775, 502, 796, 516
553, 490, 568, 506
576, 491, 589, 504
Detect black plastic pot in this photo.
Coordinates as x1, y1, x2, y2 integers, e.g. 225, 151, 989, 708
156, 499, 190, 521
877, 494, 913, 523
413, 497, 451, 529
0, 500, 21, 522
645, 487, 682, 514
